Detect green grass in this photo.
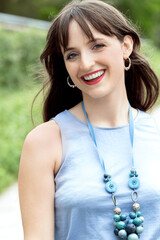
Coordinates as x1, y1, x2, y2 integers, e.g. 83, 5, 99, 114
0, 84, 43, 193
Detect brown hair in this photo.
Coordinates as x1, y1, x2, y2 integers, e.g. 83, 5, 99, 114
39, 0, 159, 122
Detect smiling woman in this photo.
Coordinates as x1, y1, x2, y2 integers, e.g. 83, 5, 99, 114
18, 1, 160, 240
62, 20, 133, 100
39, 0, 159, 121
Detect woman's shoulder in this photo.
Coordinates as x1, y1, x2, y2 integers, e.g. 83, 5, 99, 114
22, 120, 62, 174
26, 120, 60, 148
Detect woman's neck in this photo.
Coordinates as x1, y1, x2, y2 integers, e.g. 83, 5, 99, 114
82, 92, 132, 128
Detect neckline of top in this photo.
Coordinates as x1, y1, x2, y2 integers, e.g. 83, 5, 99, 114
65, 108, 140, 130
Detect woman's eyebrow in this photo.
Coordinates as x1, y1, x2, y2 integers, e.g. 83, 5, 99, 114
64, 47, 75, 54
64, 38, 104, 53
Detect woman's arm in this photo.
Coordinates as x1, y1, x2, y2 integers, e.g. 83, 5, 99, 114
18, 121, 62, 240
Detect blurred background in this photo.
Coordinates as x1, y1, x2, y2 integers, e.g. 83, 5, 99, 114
0, 0, 160, 239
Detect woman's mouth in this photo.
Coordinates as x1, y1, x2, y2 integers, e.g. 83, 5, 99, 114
81, 70, 105, 85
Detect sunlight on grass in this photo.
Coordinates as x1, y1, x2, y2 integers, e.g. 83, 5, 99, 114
0, 84, 43, 193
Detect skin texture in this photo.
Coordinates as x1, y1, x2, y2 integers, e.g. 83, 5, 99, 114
63, 20, 137, 127
63, 20, 127, 100
18, 121, 62, 240
18, 19, 137, 240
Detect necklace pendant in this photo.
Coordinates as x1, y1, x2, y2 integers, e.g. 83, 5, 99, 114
129, 177, 140, 190
113, 170, 144, 239
128, 169, 140, 190
105, 181, 117, 193
104, 174, 117, 193
113, 208, 144, 239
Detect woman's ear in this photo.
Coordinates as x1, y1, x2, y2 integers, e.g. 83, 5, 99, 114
122, 35, 133, 59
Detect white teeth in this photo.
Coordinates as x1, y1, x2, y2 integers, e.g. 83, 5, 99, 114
83, 70, 104, 81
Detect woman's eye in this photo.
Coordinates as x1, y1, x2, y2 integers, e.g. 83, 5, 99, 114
66, 53, 78, 60
93, 43, 105, 50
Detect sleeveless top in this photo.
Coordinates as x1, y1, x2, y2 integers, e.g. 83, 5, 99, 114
52, 108, 160, 240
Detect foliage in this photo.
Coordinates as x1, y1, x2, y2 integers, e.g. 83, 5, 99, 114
0, 28, 46, 192
0, 86, 43, 193
0, 27, 46, 88
114, 0, 160, 47
141, 39, 160, 106
1, 0, 160, 47
141, 39, 160, 79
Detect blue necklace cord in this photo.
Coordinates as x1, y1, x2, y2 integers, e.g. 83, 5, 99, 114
82, 101, 135, 171
81, 101, 144, 239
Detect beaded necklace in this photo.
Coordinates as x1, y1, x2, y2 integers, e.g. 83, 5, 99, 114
81, 101, 144, 240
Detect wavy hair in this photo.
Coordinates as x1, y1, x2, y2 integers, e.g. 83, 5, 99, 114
38, 0, 159, 122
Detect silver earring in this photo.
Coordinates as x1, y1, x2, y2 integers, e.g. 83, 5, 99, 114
67, 76, 76, 88
124, 57, 131, 71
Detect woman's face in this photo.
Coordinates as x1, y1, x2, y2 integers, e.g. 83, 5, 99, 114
62, 19, 133, 101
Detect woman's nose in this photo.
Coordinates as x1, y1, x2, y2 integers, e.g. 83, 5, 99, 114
79, 51, 95, 71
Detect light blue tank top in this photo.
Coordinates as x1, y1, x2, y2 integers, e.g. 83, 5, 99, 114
52, 108, 160, 240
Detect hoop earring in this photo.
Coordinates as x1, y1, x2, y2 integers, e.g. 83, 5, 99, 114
124, 57, 131, 71
67, 76, 76, 88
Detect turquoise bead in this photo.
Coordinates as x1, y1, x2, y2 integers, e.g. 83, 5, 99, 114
128, 233, 139, 240
118, 229, 127, 238
139, 216, 144, 223
133, 217, 142, 226
105, 181, 117, 193
120, 214, 127, 221
104, 174, 111, 182
127, 219, 134, 224
104, 173, 111, 178
116, 221, 126, 230
129, 212, 136, 219
114, 221, 117, 227
131, 169, 135, 173
114, 214, 121, 222
126, 223, 136, 234
129, 173, 134, 177
136, 226, 143, 234
136, 211, 141, 217
114, 228, 119, 236
128, 177, 140, 189
104, 178, 110, 182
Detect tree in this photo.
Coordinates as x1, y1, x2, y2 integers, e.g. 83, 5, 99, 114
1, 0, 160, 47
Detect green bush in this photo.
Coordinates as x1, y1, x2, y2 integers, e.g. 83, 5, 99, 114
0, 27, 46, 88
0, 86, 43, 193
141, 39, 160, 101
0, 27, 46, 193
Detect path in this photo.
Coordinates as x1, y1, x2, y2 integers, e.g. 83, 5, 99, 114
0, 183, 23, 240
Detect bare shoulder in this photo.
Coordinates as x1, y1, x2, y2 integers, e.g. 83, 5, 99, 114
22, 119, 62, 174
27, 119, 60, 143
19, 119, 61, 239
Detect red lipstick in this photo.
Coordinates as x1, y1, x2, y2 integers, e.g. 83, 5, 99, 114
81, 70, 105, 85
81, 69, 104, 78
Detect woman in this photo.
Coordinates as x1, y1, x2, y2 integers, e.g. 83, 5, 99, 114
18, 0, 160, 239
